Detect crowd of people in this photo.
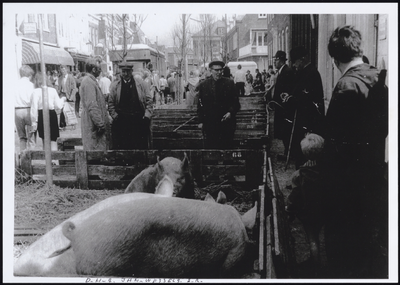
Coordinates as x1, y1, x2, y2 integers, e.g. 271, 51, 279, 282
15, 24, 388, 279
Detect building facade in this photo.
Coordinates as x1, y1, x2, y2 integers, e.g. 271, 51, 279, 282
226, 14, 270, 71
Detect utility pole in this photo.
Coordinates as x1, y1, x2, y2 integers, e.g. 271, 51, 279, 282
38, 14, 53, 185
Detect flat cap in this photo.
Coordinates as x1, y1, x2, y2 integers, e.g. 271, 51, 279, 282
208, 60, 225, 69
118, 62, 134, 69
273, 50, 287, 61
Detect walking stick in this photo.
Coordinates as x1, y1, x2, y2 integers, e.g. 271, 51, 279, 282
285, 109, 297, 171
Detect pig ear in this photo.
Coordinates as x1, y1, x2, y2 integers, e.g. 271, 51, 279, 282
216, 191, 227, 204
156, 156, 163, 172
241, 202, 258, 231
204, 193, 215, 203
155, 175, 174, 197
181, 152, 189, 171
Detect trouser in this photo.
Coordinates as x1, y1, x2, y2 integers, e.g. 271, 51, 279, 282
15, 108, 36, 152
111, 113, 149, 150
235, 82, 245, 97
75, 93, 81, 116
323, 160, 388, 278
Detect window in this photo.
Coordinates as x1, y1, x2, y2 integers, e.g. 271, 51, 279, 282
41, 14, 49, 32
252, 30, 268, 46
258, 14, 267, 19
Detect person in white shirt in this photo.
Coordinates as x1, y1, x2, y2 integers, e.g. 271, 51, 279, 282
233, 64, 246, 97
31, 73, 66, 155
159, 75, 168, 104
98, 71, 112, 102
15, 65, 36, 153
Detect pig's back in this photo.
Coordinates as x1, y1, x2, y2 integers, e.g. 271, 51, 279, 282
68, 197, 248, 278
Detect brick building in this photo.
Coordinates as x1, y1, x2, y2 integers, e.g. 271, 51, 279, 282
226, 14, 270, 71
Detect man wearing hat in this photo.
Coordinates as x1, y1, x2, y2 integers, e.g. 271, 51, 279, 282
272, 50, 296, 160
283, 46, 325, 168
197, 60, 241, 149
108, 62, 153, 150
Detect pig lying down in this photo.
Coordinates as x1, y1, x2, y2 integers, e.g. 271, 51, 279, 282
13, 176, 175, 277
125, 153, 194, 199
61, 195, 256, 278
15, 176, 257, 278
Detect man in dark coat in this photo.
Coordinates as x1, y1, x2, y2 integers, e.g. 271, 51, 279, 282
79, 58, 110, 151
108, 62, 153, 150
272, 50, 296, 159
283, 46, 325, 168
323, 25, 388, 278
197, 61, 240, 149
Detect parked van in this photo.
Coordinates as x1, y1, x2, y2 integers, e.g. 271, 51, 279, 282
227, 61, 258, 78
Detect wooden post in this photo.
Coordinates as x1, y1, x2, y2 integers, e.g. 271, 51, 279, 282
75, 150, 88, 189
38, 14, 53, 185
258, 185, 266, 277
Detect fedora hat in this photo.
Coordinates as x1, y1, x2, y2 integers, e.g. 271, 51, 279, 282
273, 50, 287, 61
208, 60, 225, 69
290, 46, 308, 62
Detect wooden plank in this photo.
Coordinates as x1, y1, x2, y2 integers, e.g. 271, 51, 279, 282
30, 151, 75, 161
14, 229, 44, 236
87, 165, 146, 177
88, 180, 134, 190
75, 150, 88, 189
259, 185, 266, 277
32, 165, 76, 176
86, 150, 150, 164
265, 215, 274, 278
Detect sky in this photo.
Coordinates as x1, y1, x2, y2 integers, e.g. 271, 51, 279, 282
140, 13, 226, 47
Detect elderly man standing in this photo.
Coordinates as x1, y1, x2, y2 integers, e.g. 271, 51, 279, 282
79, 58, 110, 151
272, 50, 296, 160
197, 61, 240, 149
15, 65, 36, 153
108, 62, 153, 150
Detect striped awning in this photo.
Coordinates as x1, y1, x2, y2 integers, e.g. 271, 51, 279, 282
22, 41, 74, 66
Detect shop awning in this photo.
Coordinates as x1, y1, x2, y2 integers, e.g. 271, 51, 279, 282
22, 41, 75, 66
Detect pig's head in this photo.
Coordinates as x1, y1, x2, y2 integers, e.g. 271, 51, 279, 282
124, 153, 194, 198
156, 152, 194, 199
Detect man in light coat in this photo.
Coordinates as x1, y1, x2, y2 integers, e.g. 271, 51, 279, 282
108, 62, 153, 150
58, 65, 77, 129
79, 58, 110, 151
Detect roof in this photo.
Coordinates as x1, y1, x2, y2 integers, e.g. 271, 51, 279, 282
111, 44, 165, 56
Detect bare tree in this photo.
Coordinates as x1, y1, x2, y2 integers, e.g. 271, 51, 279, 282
171, 14, 191, 105
104, 14, 147, 63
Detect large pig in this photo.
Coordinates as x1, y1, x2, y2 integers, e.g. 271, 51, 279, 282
125, 153, 194, 199
61, 195, 257, 278
13, 176, 175, 277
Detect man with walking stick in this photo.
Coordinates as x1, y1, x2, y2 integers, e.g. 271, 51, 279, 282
282, 46, 325, 169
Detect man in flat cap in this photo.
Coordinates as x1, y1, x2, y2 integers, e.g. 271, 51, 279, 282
108, 62, 153, 150
272, 50, 296, 160
284, 46, 325, 169
197, 60, 240, 149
